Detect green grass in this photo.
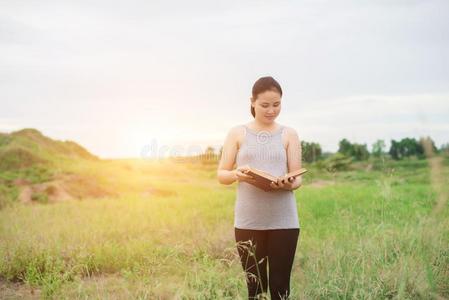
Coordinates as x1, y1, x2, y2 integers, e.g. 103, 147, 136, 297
0, 156, 448, 299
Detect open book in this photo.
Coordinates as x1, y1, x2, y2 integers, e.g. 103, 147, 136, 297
241, 167, 308, 192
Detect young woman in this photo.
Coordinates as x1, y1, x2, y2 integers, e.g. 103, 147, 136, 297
217, 76, 303, 299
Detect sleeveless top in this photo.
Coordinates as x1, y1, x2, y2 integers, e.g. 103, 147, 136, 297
234, 124, 300, 230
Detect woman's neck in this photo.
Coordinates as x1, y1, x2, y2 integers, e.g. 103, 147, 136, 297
249, 120, 279, 131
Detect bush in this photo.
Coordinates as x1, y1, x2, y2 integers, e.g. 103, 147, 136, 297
323, 153, 353, 172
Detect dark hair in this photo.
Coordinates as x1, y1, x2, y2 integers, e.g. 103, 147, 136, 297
251, 76, 283, 118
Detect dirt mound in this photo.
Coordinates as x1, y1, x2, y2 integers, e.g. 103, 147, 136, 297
15, 173, 115, 204
0, 279, 41, 299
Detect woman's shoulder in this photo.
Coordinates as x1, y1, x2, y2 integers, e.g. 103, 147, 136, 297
225, 125, 246, 145
280, 125, 300, 149
280, 124, 299, 137
224, 125, 246, 149
228, 124, 247, 135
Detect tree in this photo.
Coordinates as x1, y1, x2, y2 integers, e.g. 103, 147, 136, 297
372, 139, 386, 157
440, 143, 449, 155
352, 143, 370, 161
389, 140, 399, 160
338, 138, 369, 161
301, 141, 322, 163
204, 146, 216, 160
338, 138, 353, 156
196, 146, 218, 164
389, 137, 425, 160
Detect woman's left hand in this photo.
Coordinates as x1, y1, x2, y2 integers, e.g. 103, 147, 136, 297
270, 176, 300, 191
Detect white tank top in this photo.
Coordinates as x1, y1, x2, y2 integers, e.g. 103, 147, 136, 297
234, 124, 300, 229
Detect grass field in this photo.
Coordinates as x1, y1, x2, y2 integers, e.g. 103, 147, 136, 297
1, 156, 448, 299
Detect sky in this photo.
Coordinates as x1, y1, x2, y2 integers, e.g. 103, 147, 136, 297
1, 0, 449, 159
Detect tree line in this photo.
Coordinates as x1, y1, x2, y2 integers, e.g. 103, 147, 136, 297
172, 136, 448, 164
335, 137, 443, 161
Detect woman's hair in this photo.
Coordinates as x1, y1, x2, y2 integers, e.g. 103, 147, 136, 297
251, 76, 283, 118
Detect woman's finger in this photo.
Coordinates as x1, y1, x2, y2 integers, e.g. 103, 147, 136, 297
236, 172, 254, 182
237, 165, 251, 172
240, 173, 253, 179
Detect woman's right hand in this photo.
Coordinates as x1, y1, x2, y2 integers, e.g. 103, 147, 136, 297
234, 165, 256, 184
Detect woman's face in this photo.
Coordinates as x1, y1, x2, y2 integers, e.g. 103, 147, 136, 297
251, 89, 282, 124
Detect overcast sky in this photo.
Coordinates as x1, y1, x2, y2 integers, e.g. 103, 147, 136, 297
1, 0, 448, 158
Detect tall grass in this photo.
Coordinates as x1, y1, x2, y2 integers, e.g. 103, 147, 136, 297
0, 156, 448, 299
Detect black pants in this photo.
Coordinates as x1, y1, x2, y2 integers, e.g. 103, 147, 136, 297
234, 227, 300, 300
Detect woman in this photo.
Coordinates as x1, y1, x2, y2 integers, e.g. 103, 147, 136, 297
217, 76, 303, 299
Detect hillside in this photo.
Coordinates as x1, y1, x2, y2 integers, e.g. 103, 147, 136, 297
0, 128, 205, 209
0, 128, 98, 170
0, 128, 110, 208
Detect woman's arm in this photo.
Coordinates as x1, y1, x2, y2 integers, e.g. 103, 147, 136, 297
217, 127, 239, 185
283, 127, 303, 191
217, 127, 256, 185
